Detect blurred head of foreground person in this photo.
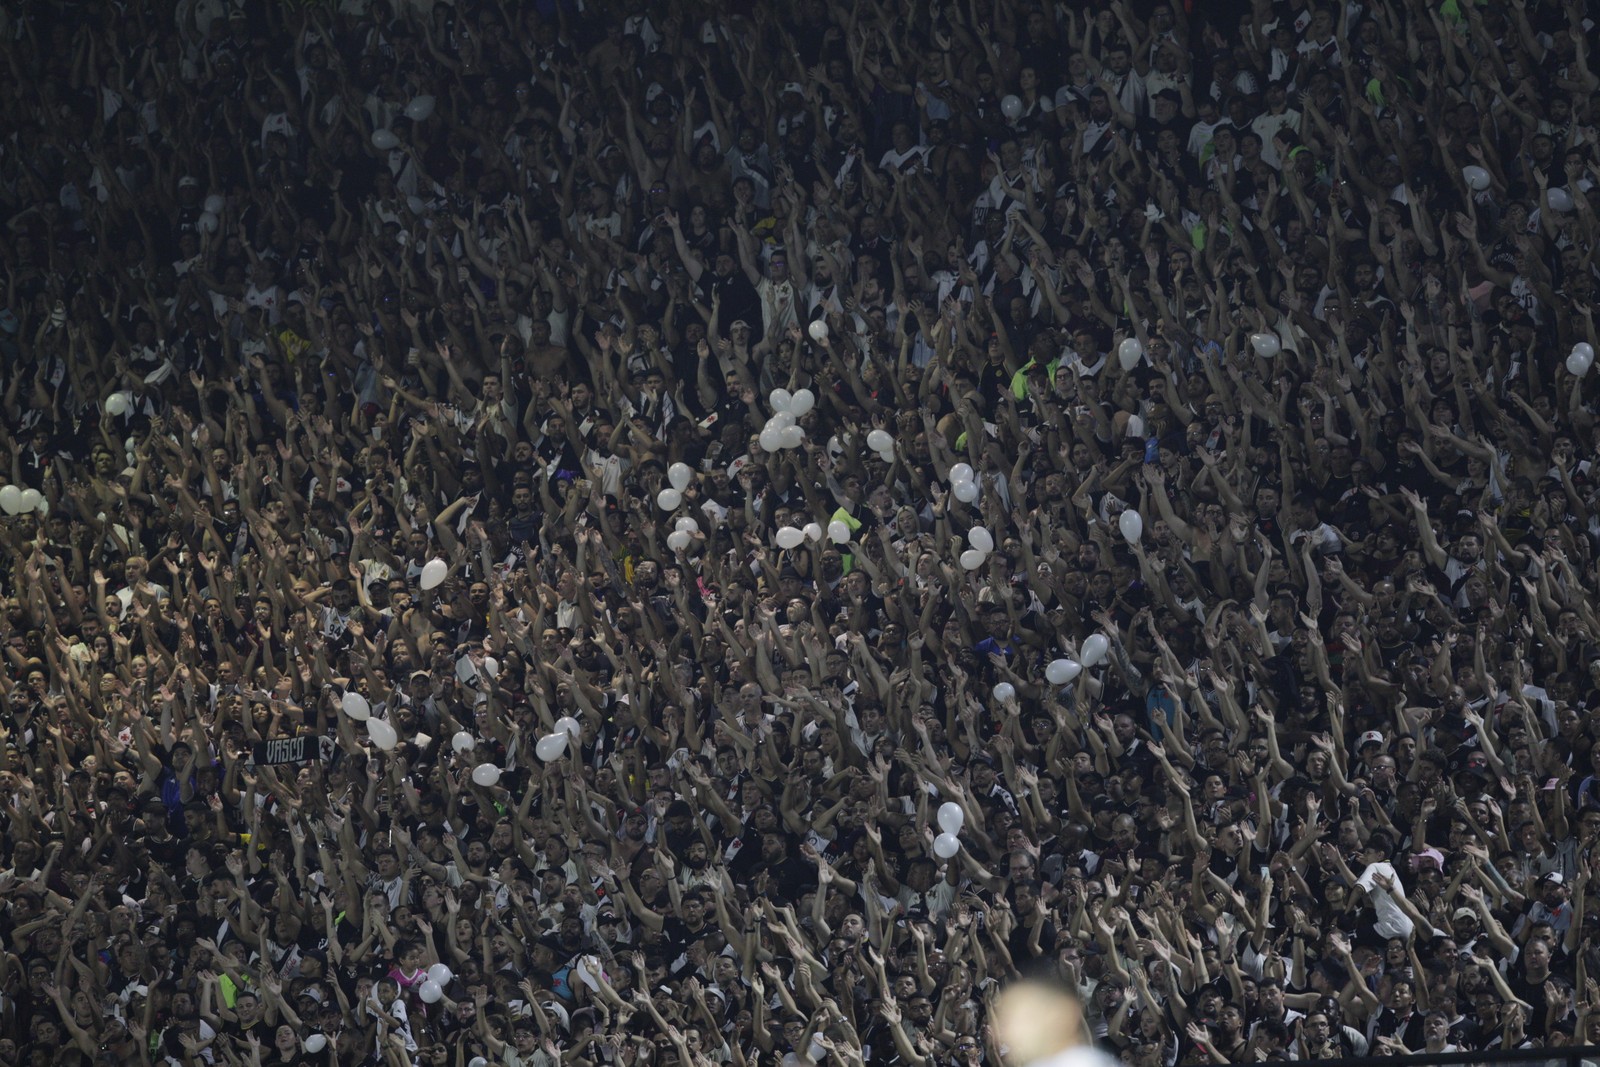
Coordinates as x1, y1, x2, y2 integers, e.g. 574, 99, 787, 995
994, 973, 1120, 1067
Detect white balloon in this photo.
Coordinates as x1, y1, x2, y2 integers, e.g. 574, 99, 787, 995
866, 429, 893, 452
668, 462, 693, 491
959, 548, 987, 570
33, 497, 46, 517
371, 128, 399, 150
776, 526, 805, 549
556, 715, 583, 741
470, 1059, 489, 1067
758, 424, 784, 452
770, 388, 792, 413
656, 487, 682, 511
953, 480, 980, 503
536, 732, 569, 762
828, 520, 851, 544
428, 963, 454, 986
803, 522, 823, 542
1575, 342, 1596, 363
788, 389, 815, 416
992, 682, 1015, 702
1126, 415, 1145, 438
1080, 633, 1110, 668
1548, 187, 1575, 212
1118, 509, 1144, 544
197, 210, 219, 234
304, 1034, 328, 1053
418, 979, 443, 1003
1118, 337, 1143, 370
1045, 659, 1082, 685
17, 489, 41, 513
808, 320, 829, 341
768, 411, 796, 430
366, 718, 398, 751
105, 392, 130, 416
780, 425, 805, 449
676, 516, 700, 534
949, 463, 975, 485
933, 832, 961, 859
204, 194, 226, 214
937, 802, 965, 835
1250, 332, 1282, 357
666, 530, 691, 552
0, 485, 20, 515
1000, 94, 1023, 120
1462, 165, 1490, 191
471, 763, 501, 787
405, 95, 436, 121
481, 656, 498, 680
341, 691, 371, 721
968, 526, 994, 553
451, 731, 475, 753
1568, 350, 1594, 377
419, 558, 448, 590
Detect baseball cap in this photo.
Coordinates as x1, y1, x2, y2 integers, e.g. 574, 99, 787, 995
1452, 907, 1477, 922
1410, 848, 1445, 872
1542, 871, 1565, 885
1357, 730, 1385, 750
178, 176, 199, 188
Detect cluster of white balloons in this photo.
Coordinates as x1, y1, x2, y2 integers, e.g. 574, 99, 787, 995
0, 486, 44, 516
339, 691, 406, 752
448, 731, 505, 788
865, 428, 895, 464
1250, 332, 1281, 357
666, 514, 700, 551
657, 462, 696, 512
535, 716, 582, 763
1117, 337, 1144, 371
934, 801, 964, 858
196, 193, 227, 235
416, 962, 452, 1004
774, 523, 826, 549
949, 462, 980, 504
370, 100, 436, 149
758, 388, 815, 452
1568, 342, 1596, 377
959, 524, 993, 571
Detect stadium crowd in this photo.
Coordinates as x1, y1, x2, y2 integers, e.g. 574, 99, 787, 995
1, 0, 1599, 1065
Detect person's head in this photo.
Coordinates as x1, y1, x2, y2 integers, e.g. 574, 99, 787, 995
992, 973, 1093, 1065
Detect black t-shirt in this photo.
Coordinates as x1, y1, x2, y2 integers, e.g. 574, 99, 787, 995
659, 914, 712, 961
698, 270, 761, 332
